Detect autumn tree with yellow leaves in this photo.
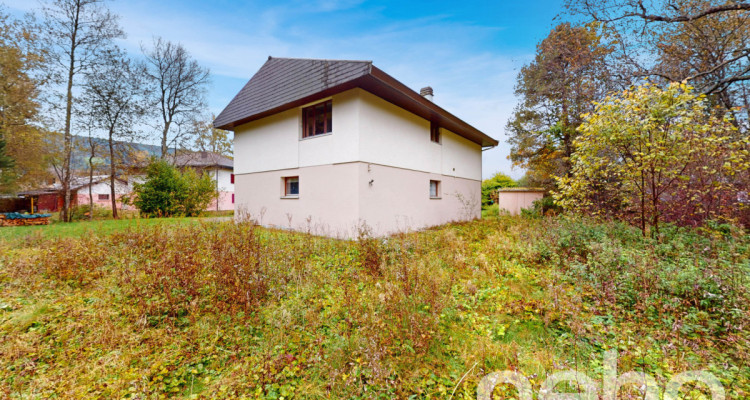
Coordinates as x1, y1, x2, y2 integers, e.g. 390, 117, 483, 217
555, 83, 750, 235
506, 22, 615, 189
0, 8, 53, 192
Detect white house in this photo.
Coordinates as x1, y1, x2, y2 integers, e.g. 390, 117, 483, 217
171, 152, 235, 211
214, 57, 498, 237
19, 175, 133, 213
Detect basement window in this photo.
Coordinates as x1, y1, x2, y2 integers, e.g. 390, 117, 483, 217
283, 176, 299, 198
430, 121, 441, 143
302, 100, 332, 138
98, 194, 110, 201
429, 180, 441, 199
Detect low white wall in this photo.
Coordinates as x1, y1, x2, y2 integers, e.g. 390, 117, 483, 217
497, 191, 545, 215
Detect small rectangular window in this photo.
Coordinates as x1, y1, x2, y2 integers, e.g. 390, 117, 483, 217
302, 100, 332, 138
430, 121, 440, 143
230, 173, 235, 184
98, 194, 110, 201
232, 193, 235, 204
429, 180, 440, 198
284, 176, 299, 197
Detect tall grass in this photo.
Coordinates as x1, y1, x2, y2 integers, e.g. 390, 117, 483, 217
0, 217, 747, 399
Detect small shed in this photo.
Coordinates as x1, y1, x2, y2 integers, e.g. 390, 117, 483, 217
496, 187, 546, 215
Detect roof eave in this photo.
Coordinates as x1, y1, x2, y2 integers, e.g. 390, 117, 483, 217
216, 66, 499, 148
214, 78, 364, 131
366, 67, 498, 147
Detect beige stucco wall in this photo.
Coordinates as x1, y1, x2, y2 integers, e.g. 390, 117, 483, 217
233, 88, 482, 180
233, 90, 361, 175
357, 90, 482, 181
234, 162, 480, 237
234, 163, 360, 238
232, 87, 484, 237
496, 191, 545, 215
358, 163, 480, 236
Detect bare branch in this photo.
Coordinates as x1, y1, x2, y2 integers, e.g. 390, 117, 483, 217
142, 37, 210, 158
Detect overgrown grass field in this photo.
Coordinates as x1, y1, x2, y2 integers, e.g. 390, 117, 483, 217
0, 216, 747, 399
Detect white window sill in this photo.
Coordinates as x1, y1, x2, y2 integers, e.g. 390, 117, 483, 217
300, 132, 332, 141
281, 195, 299, 199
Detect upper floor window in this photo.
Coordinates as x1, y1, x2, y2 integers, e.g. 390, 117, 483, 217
430, 121, 440, 143
230, 173, 235, 184
303, 100, 332, 138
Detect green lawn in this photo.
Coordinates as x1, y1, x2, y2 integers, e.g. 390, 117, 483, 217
0, 217, 203, 243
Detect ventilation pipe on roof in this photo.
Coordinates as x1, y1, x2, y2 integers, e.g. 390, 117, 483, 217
419, 86, 434, 101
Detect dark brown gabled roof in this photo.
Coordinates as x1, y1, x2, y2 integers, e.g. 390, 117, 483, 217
214, 57, 498, 147
171, 151, 233, 169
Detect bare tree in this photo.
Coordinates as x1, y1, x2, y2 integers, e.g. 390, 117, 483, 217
565, 0, 750, 128
569, 0, 750, 23
142, 37, 210, 159
82, 47, 147, 218
42, 0, 123, 222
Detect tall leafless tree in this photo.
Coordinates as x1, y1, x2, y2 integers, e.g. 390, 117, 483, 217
565, 0, 750, 129
42, 0, 123, 222
142, 37, 210, 159
81, 47, 147, 218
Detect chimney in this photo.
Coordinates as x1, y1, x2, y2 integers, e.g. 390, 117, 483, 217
419, 86, 434, 101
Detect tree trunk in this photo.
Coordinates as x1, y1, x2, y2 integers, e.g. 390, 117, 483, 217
62, 55, 75, 222
651, 174, 659, 237
640, 171, 646, 236
109, 130, 118, 219
160, 122, 170, 159
88, 144, 94, 221
61, 3, 81, 223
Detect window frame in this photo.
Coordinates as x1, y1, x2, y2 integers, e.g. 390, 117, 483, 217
98, 193, 110, 201
429, 180, 441, 199
430, 121, 441, 144
302, 100, 333, 139
283, 176, 300, 198
230, 173, 235, 184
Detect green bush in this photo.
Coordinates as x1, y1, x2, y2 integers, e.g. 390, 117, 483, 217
481, 172, 516, 207
528, 216, 749, 338
520, 196, 560, 218
129, 160, 217, 217
481, 203, 501, 218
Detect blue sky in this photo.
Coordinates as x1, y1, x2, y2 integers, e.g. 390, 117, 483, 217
5, 0, 564, 179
